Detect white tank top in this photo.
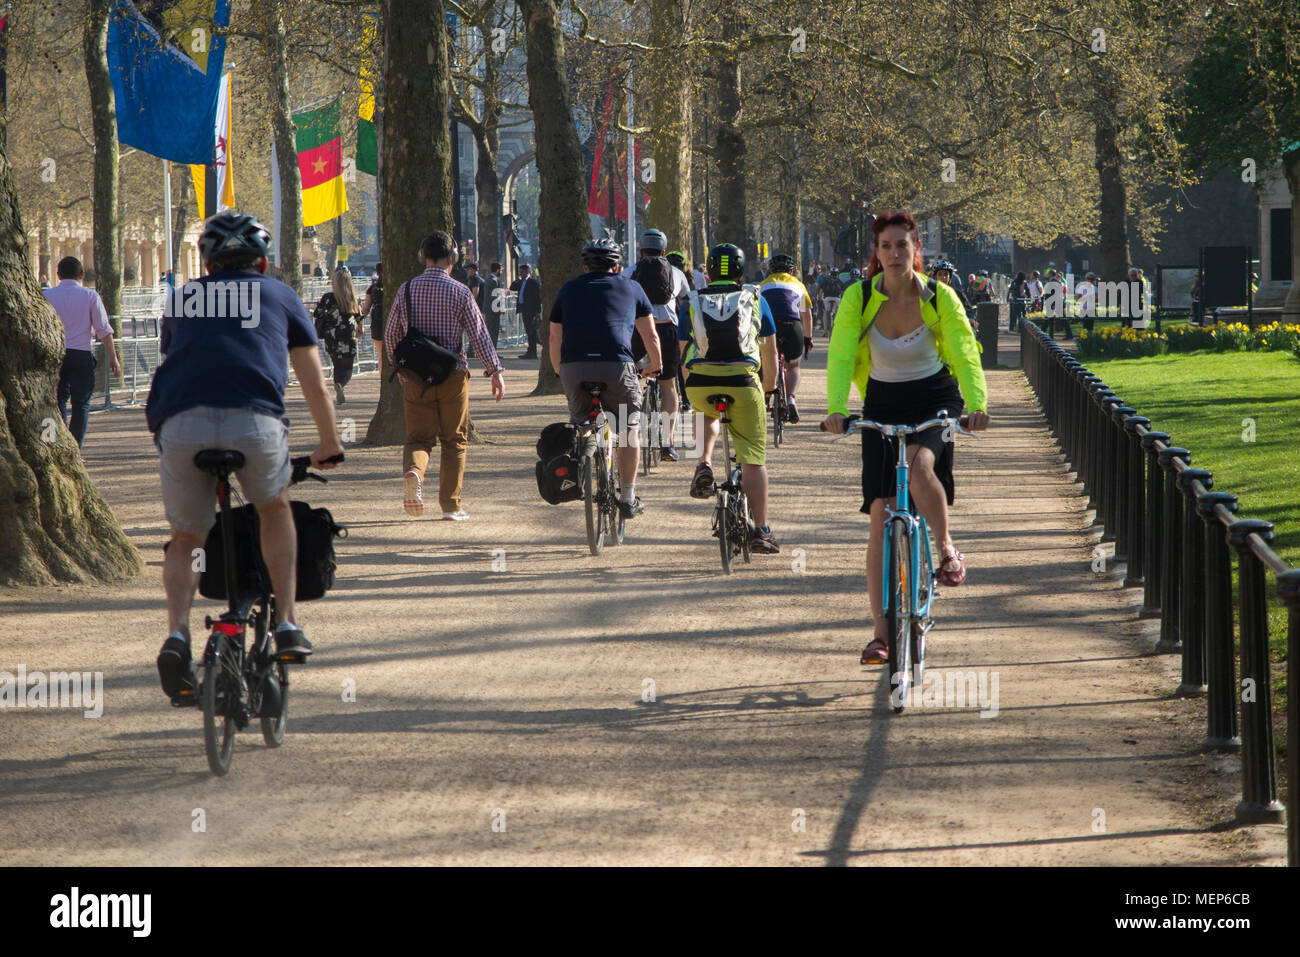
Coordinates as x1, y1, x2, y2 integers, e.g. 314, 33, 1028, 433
868, 322, 943, 382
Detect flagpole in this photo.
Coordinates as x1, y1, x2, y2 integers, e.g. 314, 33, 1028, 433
625, 69, 635, 262
163, 159, 173, 284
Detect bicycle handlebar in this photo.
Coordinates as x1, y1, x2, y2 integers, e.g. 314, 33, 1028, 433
820, 413, 980, 440
290, 452, 345, 485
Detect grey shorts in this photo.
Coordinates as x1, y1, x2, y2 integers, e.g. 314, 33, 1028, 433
559, 360, 642, 433
157, 406, 291, 534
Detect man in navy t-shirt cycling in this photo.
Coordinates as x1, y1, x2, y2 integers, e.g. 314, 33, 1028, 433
146, 211, 344, 705
548, 237, 662, 519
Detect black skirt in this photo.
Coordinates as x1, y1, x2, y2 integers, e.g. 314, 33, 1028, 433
859, 368, 965, 514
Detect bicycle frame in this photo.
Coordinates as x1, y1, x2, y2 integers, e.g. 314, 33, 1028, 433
879, 431, 936, 625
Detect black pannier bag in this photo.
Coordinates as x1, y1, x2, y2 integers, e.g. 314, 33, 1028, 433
534, 422, 584, 505
199, 501, 346, 602
390, 280, 458, 391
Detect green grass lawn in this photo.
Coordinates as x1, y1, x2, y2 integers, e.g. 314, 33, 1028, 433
1079, 350, 1299, 727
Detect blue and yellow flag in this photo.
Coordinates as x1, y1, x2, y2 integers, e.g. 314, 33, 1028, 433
107, 0, 231, 165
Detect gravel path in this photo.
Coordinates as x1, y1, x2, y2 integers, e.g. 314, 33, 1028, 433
0, 332, 1284, 865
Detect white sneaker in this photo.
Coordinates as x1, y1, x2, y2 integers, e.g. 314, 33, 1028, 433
441, 509, 469, 521
403, 471, 424, 517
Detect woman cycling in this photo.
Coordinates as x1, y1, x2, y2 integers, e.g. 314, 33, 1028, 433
313, 266, 364, 405
822, 210, 990, 665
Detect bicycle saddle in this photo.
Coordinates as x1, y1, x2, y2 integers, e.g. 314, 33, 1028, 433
580, 381, 607, 397
705, 393, 735, 407
194, 449, 246, 473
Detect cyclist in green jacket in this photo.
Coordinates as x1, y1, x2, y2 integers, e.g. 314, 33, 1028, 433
822, 210, 990, 665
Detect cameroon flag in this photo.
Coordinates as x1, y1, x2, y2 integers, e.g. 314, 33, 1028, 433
294, 97, 349, 227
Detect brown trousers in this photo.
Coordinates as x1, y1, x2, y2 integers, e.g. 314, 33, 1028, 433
402, 370, 470, 513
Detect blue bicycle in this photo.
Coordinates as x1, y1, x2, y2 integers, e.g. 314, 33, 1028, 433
826, 410, 978, 712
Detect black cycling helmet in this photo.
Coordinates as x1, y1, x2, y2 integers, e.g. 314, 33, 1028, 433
930, 258, 955, 275
640, 228, 668, 252
769, 252, 796, 274
850, 267, 862, 279
707, 243, 745, 281
665, 250, 686, 270
199, 211, 271, 266
581, 237, 623, 270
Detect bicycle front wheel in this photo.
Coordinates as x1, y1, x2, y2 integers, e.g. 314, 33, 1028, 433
201, 639, 238, 776
885, 518, 913, 713
584, 454, 604, 556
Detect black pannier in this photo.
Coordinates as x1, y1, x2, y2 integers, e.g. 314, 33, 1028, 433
535, 422, 584, 505
198, 501, 346, 602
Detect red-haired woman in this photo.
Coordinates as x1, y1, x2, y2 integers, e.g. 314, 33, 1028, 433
821, 210, 991, 665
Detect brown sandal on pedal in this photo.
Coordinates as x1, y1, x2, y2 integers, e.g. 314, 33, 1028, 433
939, 546, 966, 586
860, 636, 889, 665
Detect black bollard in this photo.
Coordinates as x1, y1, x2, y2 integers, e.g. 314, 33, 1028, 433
1197, 492, 1240, 751
1109, 406, 1136, 562
1155, 448, 1191, 652
1122, 417, 1151, 587
1226, 519, 1285, 824
1139, 432, 1171, 617
1175, 469, 1213, 695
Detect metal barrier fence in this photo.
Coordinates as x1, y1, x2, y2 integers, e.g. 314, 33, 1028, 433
1020, 319, 1298, 865
90, 285, 525, 410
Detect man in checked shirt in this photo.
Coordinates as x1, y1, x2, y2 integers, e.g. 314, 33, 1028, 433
385, 231, 506, 521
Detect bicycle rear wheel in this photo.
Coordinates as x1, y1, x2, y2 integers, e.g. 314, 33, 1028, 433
260, 661, 288, 747
737, 489, 752, 564
717, 494, 733, 575
584, 454, 604, 556
641, 382, 658, 476
885, 518, 913, 713
201, 637, 238, 776
771, 370, 785, 448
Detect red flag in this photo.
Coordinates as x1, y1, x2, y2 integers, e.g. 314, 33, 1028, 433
587, 84, 615, 216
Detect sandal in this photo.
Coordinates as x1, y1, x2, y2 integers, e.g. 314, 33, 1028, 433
938, 546, 966, 586
861, 636, 889, 665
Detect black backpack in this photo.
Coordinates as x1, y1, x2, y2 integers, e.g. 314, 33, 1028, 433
631, 256, 674, 306
822, 274, 844, 298
534, 422, 584, 505
198, 501, 346, 603
390, 280, 458, 392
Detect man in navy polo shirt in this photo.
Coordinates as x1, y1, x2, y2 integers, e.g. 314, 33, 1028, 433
547, 237, 661, 519
146, 211, 343, 705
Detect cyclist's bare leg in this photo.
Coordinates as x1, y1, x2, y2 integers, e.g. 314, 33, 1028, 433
740, 463, 768, 527
659, 378, 679, 446
905, 444, 953, 556
785, 357, 801, 401
255, 492, 298, 625
866, 498, 891, 641
164, 528, 206, 639
696, 413, 720, 466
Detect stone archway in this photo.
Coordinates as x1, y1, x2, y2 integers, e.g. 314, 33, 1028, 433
500, 150, 535, 282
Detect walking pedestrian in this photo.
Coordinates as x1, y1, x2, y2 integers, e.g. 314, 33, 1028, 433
511, 263, 541, 359
42, 256, 122, 448
313, 266, 364, 405
361, 262, 384, 370
384, 231, 506, 521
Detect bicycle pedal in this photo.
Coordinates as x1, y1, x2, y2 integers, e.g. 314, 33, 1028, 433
169, 690, 199, 708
